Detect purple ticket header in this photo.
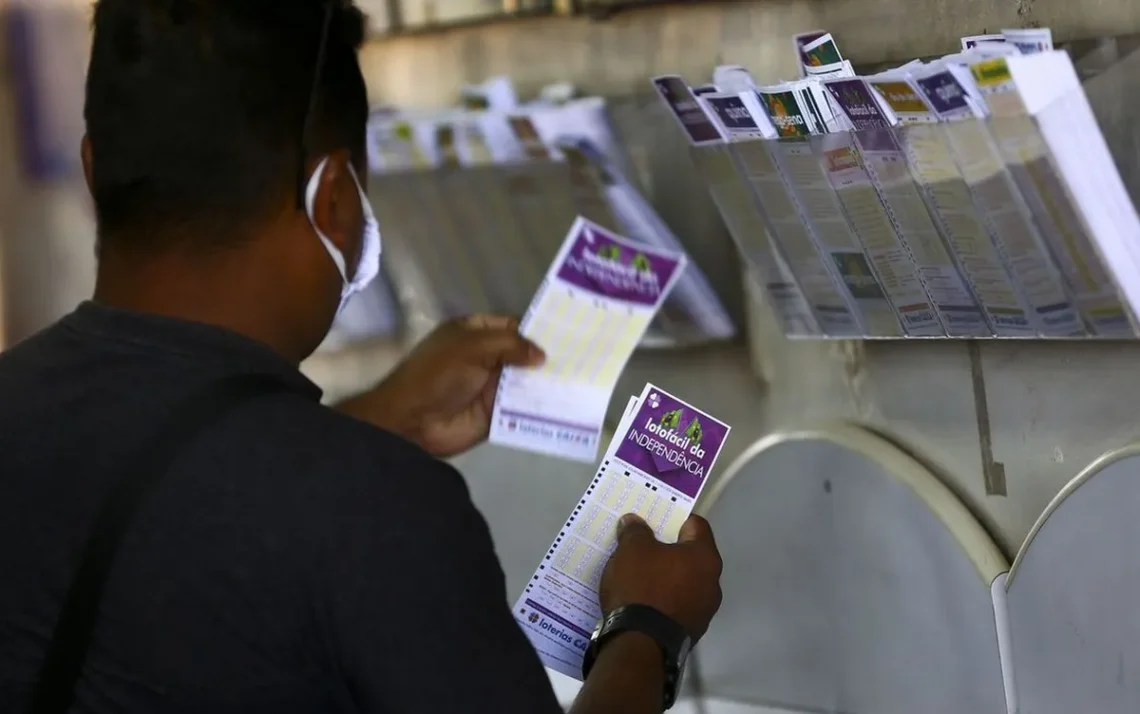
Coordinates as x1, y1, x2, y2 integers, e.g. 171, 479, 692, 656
555, 222, 684, 307
652, 76, 724, 145
704, 94, 759, 132
614, 386, 731, 499
824, 78, 890, 131
914, 70, 971, 116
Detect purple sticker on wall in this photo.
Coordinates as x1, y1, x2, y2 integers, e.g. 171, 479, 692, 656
614, 388, 730, 499
652, 76, 724, 145
555, 223, 683, 307
4, 5, 85, 180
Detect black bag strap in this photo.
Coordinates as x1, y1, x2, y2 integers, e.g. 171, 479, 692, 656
29, 373, 293, 714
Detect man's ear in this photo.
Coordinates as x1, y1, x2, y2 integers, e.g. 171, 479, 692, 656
80, 135, 95, 197
307, 149, 355, 253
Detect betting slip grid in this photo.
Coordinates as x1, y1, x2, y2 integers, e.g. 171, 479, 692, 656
516, 460, 697, 678
525, 286, 651, 388
557, 460, 694, 590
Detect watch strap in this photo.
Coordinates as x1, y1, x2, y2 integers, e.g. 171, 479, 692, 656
581, 604, 690, 710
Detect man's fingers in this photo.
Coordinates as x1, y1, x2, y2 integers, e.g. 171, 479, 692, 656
615, 514, 656, 546
677, 515, 716, 547
474, 328, 545, 368
463, 314, 519, 332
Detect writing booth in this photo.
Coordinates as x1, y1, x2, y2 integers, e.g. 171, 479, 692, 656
1004, 445, 1140, 714
693, 426, 1009, 713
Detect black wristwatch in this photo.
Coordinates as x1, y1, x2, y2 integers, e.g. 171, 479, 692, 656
581, 604, 692, 710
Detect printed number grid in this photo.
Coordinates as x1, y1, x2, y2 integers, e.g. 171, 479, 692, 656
548, 460, 689, 591
526, 287, 649, 388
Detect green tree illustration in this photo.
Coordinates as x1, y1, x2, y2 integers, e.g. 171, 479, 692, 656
684, 417, 704, 445
659, 409, 682, 430
597, 244, 621, 261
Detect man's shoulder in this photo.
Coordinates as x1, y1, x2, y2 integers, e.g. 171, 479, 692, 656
224, 393, 470, 506
228, 396, 489, 567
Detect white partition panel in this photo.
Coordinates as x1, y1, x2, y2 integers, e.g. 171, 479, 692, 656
694, 426, 1008, 714
1006, 445, 1140, 714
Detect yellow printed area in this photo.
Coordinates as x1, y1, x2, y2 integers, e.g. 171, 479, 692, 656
1088, 305, 1127, 319
594, 471, 621, 504
526, 290, 645, 387
579, 466, 697, 556
554, 539, 580, 571
567, 547, 604, 588
1023, 163, 1097, 291
575, 506, 617, 547
871, 81, 928, 114
971, 58, 1011, 87
661, 507, 689, 543
602, 478, 634, 512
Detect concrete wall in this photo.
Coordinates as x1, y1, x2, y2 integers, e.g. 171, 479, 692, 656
357, 0, 1140, 107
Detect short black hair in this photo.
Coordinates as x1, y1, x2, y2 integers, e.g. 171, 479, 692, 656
85, 0, 369, 251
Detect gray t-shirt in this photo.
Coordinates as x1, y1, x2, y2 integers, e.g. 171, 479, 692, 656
0, 301, 562, 714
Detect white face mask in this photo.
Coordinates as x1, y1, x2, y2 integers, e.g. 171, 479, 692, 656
304, 157, 382, 315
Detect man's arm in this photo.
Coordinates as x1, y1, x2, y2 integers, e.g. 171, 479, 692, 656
318, 450, 562, 713
568, 632, 665, 714
318, 446, 690, 714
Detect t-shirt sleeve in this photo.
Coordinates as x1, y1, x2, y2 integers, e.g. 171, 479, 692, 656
317, 443, 565, 714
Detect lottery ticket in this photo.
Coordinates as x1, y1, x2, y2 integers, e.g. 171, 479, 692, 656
513, 383, 731, 679
489, 218, 686, 462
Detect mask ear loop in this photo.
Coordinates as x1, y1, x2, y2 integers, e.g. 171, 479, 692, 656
295, 1, 335, 210
345, 164, 383, 285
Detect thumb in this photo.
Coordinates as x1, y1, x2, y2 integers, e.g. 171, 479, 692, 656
677, 515, 716, 546
616, 514, 655, 546
474, 328, 545, 368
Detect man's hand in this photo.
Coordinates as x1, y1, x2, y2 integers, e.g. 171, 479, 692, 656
336, 315, 544, 458
599, 514, 723, 641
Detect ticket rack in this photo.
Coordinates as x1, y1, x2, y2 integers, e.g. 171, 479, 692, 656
666, 45, 1140, 341
365, 109, 738, 350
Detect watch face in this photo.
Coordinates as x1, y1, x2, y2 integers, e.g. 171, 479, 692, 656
676, 636, 692, 668
590, 617, 606, 644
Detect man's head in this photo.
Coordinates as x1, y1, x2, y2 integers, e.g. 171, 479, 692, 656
84, 0, 373, 359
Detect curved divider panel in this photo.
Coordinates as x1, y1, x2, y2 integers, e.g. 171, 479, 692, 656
1005, 445, 1140, 714
450, 434, 610, 600
692, 425, 1008, 713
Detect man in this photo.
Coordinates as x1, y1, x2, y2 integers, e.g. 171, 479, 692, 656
0, 1, 724, 713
